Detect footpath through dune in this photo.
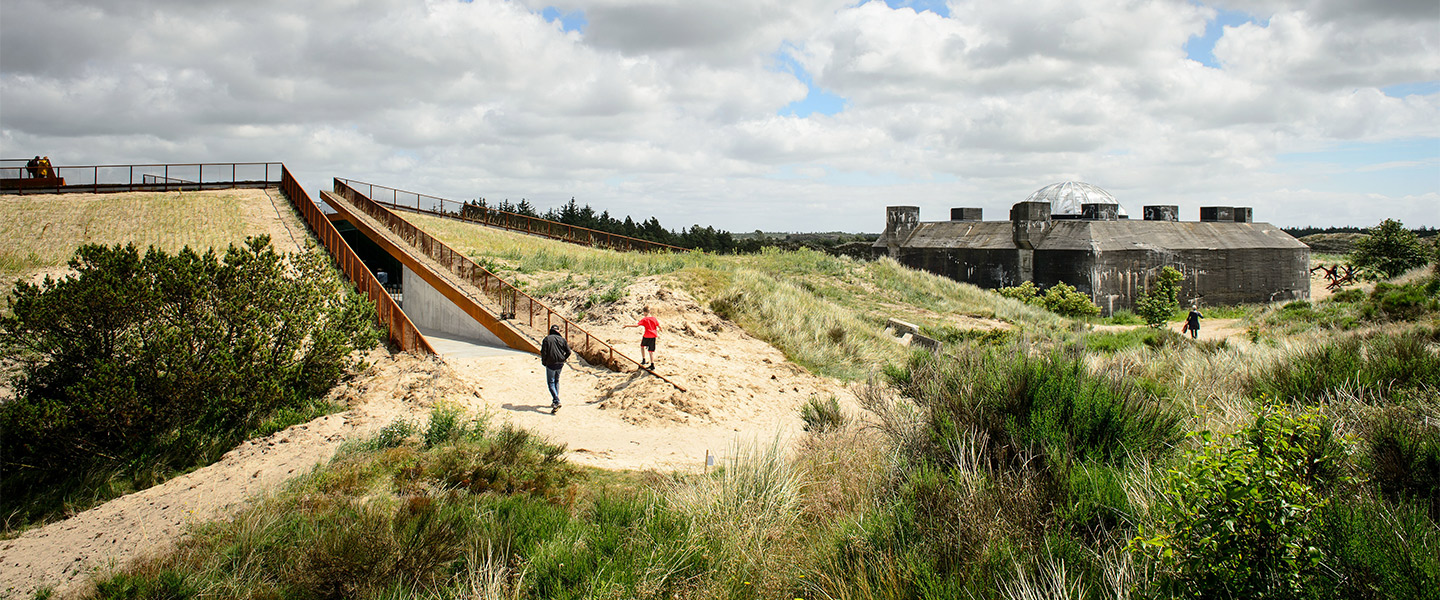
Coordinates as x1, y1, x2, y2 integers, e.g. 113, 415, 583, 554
0, 277, 847, 598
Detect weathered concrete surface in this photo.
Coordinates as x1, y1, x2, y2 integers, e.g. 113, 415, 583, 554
874, 205, 1310, 313
401, 264, 506, 348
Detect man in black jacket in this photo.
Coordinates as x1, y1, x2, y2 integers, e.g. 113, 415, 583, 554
541, 325, 571, 414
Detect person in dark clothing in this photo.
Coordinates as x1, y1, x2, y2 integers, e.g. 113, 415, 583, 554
540, 325, 571, 414
25, 156, 39, 178
1183, 308, 1203, 339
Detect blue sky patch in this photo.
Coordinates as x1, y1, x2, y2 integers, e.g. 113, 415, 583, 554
1278, 138, 1440, 197
541, 6, 587, 33
775, 51, 847, 117
1382, 81, 1440, 98
883, 0, 950, 18
1184, 7, 1259, 68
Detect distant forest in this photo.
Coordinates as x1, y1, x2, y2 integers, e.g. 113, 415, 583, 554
469, 198, 877, 255
1284, 225, 1439, 238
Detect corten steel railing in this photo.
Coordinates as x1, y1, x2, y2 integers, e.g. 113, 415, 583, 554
336, 178, 689, 254
281, 167, 435, 355
0, 160, 283, 194
332, 179, 686, 391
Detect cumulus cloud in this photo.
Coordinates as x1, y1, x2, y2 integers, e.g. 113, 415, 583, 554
0, 0, 1435, 232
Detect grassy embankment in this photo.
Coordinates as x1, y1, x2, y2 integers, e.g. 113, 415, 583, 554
406, 212, 1067, 380
0, 190, 299, 280
52, 216, 1440, 598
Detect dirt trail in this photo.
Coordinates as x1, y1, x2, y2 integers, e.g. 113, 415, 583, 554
0, 277, 847, 598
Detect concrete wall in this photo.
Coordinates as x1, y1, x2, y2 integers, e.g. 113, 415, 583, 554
1089, 247, 1310, 314
401, 265, 505, 347
878, 205, 1310, 315
895, 248, 1025, 289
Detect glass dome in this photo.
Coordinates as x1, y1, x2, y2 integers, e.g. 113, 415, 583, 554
1025, 181, 1127, 217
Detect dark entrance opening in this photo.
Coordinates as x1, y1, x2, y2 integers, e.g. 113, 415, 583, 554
334, 219, 404, 304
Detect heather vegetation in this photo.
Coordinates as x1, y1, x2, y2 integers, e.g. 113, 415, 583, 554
22, 209, 1440, 599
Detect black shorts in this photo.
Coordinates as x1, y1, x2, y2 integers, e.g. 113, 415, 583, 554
641, 337, 656, 351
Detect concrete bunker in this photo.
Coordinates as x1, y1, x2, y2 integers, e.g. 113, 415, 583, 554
873, 181, 1310, 314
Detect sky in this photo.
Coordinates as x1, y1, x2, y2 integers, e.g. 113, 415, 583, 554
2, 0, 1437, 233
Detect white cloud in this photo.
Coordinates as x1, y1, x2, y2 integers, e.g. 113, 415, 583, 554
0, 0, 1435, 233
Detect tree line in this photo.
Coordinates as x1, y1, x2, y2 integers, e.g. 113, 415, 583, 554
465, 197, 754, 254
1284, 224, 1438, 238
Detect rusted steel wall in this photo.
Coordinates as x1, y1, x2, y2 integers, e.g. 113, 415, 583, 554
333, 179, 686, 391
281, 167, 435, 355
336, 178, 688, 254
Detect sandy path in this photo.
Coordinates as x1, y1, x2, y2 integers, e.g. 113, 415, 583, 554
0, 277, 847, 598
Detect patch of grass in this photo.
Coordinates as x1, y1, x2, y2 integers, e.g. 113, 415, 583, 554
85, 414, 716, 600
1078, 327, 1186, 354
1249, 330, 1440, 404
800, 395, 849, 434
0, 190, 306, 280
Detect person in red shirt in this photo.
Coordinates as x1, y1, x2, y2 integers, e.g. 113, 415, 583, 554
624, 305, 660, 370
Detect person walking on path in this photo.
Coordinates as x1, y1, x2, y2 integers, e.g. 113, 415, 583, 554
1183, 307, 1203, 339
624, 305, 661, 370
540, 325, 571, 414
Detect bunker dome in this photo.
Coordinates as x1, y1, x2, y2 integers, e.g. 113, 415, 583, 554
873, 184, 1309, 314
1026, 181, 1127, 218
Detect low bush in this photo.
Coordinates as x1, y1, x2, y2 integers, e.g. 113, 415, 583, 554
889, 348, 1185, 468
996, 281, 1102, 318
1133, 400, 1350, 599
0, 238, 379, 531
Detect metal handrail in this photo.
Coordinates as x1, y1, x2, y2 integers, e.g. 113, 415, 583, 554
1, 162, 282, 194
335, 178, 689, 254
282, 167, 434, 355
332, 179, 686, 391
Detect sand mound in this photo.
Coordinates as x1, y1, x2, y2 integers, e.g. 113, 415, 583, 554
541, 276, 841, 426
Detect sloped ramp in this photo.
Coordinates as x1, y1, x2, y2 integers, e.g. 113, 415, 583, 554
321, 190, 540, 355
327, 181, 687, 392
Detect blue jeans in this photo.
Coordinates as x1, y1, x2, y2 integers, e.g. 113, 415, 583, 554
545, 366, 562, 406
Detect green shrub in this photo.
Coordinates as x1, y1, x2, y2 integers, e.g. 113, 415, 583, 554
996, 281, 1102, 317
1372, 280, 1440, 320
1351, 218, 1428, 279
1329, 288, 1366, 303
367, 419, 418, 451
422, 403, 482, 448
1135, 267, 1184, 328
801, 395, 848, 434
888, 348, 1184, 469
1041, 282, 1102, 317
997, 281, 1041, 305
1134, 400, 1350, 599
1363, 408, 1440, 519
0, 238, 379, 530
